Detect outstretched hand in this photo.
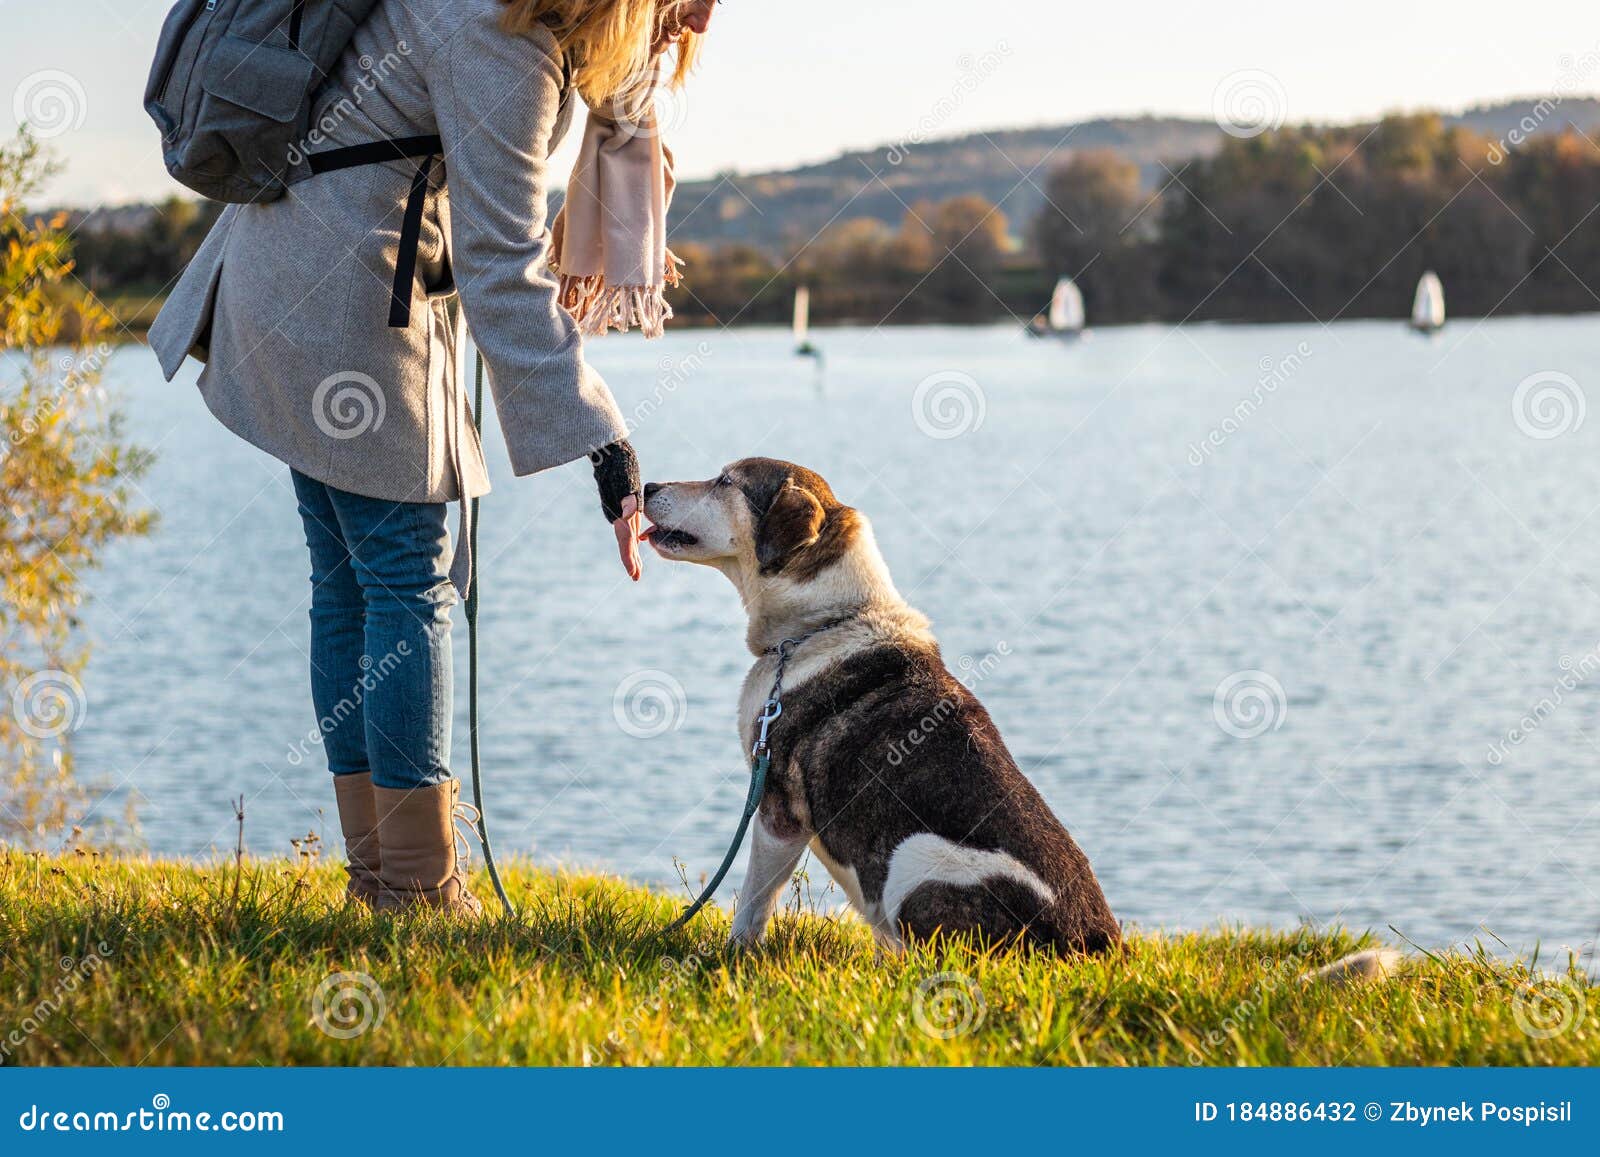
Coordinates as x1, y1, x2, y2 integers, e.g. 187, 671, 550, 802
614, 494, 642, 581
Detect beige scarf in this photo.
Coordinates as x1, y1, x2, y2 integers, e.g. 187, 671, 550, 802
550, 73, 683, 338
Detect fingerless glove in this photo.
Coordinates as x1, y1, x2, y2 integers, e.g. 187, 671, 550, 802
590, 439, 642, 523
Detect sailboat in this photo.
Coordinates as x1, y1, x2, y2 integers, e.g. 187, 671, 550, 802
793, 286, 821, 358
1028, 277, 1086, 340
1411, 271, 1445, 334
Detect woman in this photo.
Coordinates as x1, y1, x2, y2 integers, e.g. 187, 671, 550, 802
149, 0, 717, 914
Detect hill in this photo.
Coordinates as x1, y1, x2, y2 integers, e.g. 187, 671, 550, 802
668, 97, 1600, 254
669, 116, 1225, 253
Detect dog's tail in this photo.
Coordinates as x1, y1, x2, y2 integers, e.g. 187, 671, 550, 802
1300, 947, 1407, 985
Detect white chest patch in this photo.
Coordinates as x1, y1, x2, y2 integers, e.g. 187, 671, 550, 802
880, 833, 1055, 925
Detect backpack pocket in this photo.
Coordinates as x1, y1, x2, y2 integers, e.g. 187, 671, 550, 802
180, 34, 318, 194
203, 34, 316, 122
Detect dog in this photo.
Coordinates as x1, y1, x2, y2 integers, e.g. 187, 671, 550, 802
642, 457, 1120, 954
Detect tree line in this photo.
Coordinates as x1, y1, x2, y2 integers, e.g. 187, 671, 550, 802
69, 113, 1600, 330
669, 113, 1600, 326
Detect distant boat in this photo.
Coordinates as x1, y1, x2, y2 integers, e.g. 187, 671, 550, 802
793, 286, 821, 358
1411, 271, 1445, 333
1027, 277, 1086, 339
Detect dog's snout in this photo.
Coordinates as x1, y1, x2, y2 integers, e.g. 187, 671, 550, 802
643, 482, 663, 500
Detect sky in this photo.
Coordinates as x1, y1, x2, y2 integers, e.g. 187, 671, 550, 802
5, 0, 1599, 205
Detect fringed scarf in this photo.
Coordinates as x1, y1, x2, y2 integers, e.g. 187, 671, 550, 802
550, 72, 683, 338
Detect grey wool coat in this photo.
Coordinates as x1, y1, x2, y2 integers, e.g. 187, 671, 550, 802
150, 0, 629, 509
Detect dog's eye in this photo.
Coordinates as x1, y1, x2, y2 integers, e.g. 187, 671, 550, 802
716, 475, 732, 488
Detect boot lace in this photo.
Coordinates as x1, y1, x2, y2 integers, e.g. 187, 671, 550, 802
450, 800, 481, 885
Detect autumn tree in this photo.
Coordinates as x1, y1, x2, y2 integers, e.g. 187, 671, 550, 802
906, 194, 1008, 315
1, 130, 153, 843
1033, 149, 1158, 320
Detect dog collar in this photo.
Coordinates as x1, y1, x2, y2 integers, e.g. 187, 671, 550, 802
759, 612, 863, 659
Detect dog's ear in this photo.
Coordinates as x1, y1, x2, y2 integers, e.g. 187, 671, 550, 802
756, 482, 826, 573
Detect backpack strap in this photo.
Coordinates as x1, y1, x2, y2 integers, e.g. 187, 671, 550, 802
309, 134, 443, 328
306, 133, 444, 174
298, 18, 568, 330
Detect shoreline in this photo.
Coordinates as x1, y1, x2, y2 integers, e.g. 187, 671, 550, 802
94, 302, 1600, 346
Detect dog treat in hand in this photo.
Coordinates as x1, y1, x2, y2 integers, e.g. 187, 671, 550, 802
590, 440, 642, 523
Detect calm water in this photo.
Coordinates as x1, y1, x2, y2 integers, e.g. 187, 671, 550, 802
62, 318, 1600, 955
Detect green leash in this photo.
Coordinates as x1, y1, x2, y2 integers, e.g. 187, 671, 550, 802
663, 623, 847, 934
467, 347, 515, 917
664, 751, 770, 934
663, 657, 792, 934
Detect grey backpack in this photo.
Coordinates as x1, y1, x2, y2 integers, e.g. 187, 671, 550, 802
145, 0, 450, 325
144, 0, 387, 203
146, 1, 567, 327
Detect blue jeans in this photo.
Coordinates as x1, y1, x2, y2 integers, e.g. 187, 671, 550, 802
291, 469, 455, 790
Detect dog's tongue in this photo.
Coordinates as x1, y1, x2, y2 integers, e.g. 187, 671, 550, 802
638, 524, 657, 541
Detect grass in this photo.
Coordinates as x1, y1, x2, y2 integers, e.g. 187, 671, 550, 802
0, 851, 1593, 1066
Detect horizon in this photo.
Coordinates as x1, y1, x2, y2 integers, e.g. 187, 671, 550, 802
40, 92, 1600, 210
5, 0, 1598, 205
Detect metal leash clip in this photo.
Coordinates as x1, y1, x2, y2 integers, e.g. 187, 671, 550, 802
752, 698, 783, 756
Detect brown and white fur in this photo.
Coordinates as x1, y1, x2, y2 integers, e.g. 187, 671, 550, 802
642, 458, 1121, 954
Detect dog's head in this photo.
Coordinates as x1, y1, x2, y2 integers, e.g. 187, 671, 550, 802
642, 457, 860, 580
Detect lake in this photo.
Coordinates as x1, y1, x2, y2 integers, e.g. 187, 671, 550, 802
60, 317, 1600, 956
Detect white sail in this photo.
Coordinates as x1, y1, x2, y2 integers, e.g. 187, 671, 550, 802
1048, 277, 1085, 333
1412, 271, 1445, 330
793, 286, 811, 345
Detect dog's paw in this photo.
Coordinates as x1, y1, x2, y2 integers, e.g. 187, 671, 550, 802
727, 920, 767, 949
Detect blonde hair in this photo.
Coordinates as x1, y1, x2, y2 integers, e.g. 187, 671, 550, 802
499, 0, 701, 106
